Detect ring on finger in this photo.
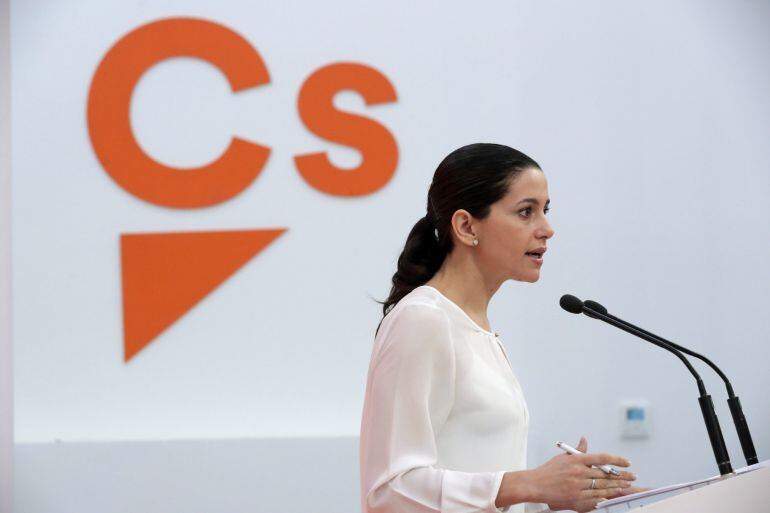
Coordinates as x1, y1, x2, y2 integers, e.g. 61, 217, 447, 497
590, 479, 596, 490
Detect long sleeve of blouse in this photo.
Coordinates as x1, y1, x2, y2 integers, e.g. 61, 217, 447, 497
360, 286, 546, 513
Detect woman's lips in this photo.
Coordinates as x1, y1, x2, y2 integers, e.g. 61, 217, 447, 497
527, 254, 544, 265
525, 251, 544, 265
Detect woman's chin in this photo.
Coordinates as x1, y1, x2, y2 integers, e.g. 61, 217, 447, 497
509, 271, 540, 283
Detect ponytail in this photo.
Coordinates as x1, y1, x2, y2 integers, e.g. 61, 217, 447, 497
380, 215, 449, 319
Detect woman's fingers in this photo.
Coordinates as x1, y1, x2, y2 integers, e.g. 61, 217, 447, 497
578, 452, 631, 468
573, 484, 630, 512
586, 468, 637, 481
577, 500, 604, 513
585, 478, 632, 490
581, 487, 625, 499
576, 436, 588, 453
619, 486, 653, 495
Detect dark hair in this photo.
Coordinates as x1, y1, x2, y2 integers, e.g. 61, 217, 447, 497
376, 143, 541, 330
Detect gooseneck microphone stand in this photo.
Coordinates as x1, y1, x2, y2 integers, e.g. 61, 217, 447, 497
560, 294, 734, 476
584, 299, 758, 467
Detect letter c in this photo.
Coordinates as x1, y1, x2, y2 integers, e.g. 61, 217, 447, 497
87, 18, 271, 208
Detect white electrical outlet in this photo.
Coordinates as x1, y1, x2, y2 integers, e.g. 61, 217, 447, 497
619, 401, 650, 439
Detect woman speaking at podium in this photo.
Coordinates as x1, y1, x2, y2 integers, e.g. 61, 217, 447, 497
359, 144, 639, 513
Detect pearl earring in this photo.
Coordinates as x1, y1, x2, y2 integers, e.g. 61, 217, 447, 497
472, 239, 479, 246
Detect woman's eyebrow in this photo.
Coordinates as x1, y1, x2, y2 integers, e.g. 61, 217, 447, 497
515, 198, 551, 206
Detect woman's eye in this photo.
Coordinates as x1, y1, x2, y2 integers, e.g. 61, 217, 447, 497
518, 206, 549, 218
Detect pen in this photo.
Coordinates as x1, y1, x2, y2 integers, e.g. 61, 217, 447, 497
556, 441, 621, 476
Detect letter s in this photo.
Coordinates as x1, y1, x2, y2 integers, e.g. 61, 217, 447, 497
294, 63, 398, 197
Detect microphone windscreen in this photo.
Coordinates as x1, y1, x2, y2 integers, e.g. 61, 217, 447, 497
584, 299, 608, 318
559, 294, 584, 314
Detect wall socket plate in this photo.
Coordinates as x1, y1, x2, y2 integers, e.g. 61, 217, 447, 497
619, 400, 650, 439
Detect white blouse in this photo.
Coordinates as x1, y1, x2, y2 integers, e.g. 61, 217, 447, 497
360, 285, 549, 513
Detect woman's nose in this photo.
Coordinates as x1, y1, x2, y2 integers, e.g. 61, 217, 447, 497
538, 219, 555, 239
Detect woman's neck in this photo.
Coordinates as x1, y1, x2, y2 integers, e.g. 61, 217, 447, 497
424, 249, 502, 332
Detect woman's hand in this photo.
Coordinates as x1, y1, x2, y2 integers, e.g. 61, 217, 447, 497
524, 437, 637, 512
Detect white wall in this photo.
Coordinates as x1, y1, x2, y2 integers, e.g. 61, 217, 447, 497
15, 438, 360, 513
1, 0, 14, 511
10, 0, 770, 511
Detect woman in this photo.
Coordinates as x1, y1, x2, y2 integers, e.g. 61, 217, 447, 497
359, 144, 640, 513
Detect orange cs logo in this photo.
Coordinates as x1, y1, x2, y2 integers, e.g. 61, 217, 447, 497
87, 17, 398, 361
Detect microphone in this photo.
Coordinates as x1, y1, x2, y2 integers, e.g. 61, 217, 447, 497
583, 298, 758, 467
559, 294, 734, 476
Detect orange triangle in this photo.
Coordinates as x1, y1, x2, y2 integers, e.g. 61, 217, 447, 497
120, 229, 286, 361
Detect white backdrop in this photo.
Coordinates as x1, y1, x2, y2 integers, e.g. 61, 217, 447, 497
9, 0, 770, 511
1, 0, 13, 511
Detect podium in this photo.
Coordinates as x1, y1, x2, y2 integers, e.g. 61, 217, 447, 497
596, 461, 770, 512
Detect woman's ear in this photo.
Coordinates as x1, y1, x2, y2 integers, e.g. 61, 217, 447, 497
450, 209, 479, 247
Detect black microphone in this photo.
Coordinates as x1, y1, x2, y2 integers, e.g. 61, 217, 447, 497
559, 294, 734, 476
583, 299, 758, 467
